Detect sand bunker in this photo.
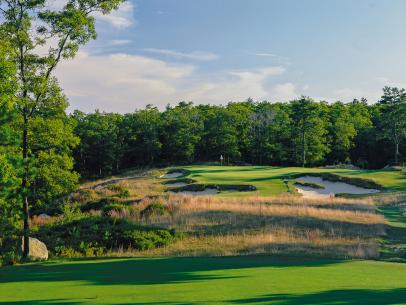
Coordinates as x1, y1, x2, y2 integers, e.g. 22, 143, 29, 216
165, 182, 188, 187
295, 175, 380, 198
177, 188, 219, 196
160, 172, 184, 179
221, 189, 241, 193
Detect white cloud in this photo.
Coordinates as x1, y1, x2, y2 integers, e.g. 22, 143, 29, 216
109, 39, 132, 46
55, 52, 288, 112
94, 2, 135, 28
250, 52, 278, 57
270, 82, 298, 101
143, 48, 219, 61
375, 76, 406, 89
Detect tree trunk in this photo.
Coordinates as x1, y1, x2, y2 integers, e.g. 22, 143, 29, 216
22, 111, 30, 258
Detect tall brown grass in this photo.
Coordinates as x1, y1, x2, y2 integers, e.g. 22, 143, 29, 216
107, 193, 386, 259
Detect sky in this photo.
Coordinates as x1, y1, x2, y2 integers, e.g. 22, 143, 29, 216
53, 0, 406, 113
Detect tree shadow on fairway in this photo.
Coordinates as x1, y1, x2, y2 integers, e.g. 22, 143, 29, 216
231, 288, 406, 305
0, 299, 98, 305
0, 256, 338, 286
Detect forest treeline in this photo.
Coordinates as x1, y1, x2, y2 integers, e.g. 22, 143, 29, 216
72, 89, 406, 178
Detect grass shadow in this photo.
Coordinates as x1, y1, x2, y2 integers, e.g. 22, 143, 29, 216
231, 288, 406, 305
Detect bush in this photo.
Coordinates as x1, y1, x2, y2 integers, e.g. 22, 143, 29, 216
34, 216, 177, 256
117, 189, 130, 198
106, 184, 126, 193
81, 197, 121, 212
0, 251, 19, 266
102, 203, 132, 216
71, 189, 98, 203
123, 229, 175, 250
141, 203, 168, 218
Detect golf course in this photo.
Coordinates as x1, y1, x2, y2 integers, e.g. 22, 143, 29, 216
1, 256, 406, 304
2, 1, 406, 303
172, 165, 406, 196
1, 165, 406, 304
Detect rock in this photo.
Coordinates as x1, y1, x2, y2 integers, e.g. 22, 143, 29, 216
21, 237, 48, 260
38, 213, 51, 219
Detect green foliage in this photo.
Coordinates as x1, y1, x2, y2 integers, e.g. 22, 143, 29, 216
72, 110, 124, 178
72, 91, 406, 176
102, 202, 132, 216
161, 102, 204, 163
378, 86, 406, 164
105, 184, 130, 197
199, 106, 240, 160
120, 105, 162, 166
35, 216, 176, 256
141, 203, 169, 218
81, 197, 121, 212
0, 0, 125, 257
290, 97, 330, 166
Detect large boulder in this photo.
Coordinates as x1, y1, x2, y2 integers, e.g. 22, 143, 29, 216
21, 237, 48, 260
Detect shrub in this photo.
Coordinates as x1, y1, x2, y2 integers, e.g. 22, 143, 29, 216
1, 251, 18, 266
106, 184, 126, 193
141, 203, 168, 218
117, 189, 130, 198
34, 216, 177, 256
54, 246, 82, 258
81, 197, 121, 212
102, 203, 132, 216
71, 189, 98, 203
122, 229, 175, 250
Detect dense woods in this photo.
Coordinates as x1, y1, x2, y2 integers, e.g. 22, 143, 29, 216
72, 93, 406, 179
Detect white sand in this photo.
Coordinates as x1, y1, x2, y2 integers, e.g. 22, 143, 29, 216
177, 188, 219, 196
165, 182, 188, 187
160, 172, 184, 179
295, 175, 380, 199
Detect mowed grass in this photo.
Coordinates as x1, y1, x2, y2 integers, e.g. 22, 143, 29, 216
181, 166, 406, 196
1, 256, 406, 305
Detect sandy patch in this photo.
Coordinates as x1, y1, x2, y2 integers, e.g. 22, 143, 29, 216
295, 176, 380, 199
177, 188, 219, 196
160, 172, 184, 179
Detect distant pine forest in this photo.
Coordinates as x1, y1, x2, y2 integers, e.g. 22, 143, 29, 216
72, 87, 406, 178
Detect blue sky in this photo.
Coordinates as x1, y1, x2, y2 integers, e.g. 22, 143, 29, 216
55, 0, 406, 113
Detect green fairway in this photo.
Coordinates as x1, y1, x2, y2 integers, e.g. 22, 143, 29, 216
0, 256, 405, 304
180, 165, 406, 196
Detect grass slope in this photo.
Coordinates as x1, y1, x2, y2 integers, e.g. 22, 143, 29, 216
180, 166, 406, 196
1, 256, 406, 305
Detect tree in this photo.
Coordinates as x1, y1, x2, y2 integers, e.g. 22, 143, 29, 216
72, 110, 122, 178
347, 98, 374, 168
199, 106, 240, 162
378, 87, 406, 164
0, 36, 20, 245
120, 105, 162, 166
249, 102, 292, 165
290, 97, 329, 167
0, 0, 124, 257
226, 101, 255, 162
161, 102, 203, 163
326, 102, 356, 164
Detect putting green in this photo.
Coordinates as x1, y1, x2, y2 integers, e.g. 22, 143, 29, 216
0, 256, 405, 304
180, 166, 406, 196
